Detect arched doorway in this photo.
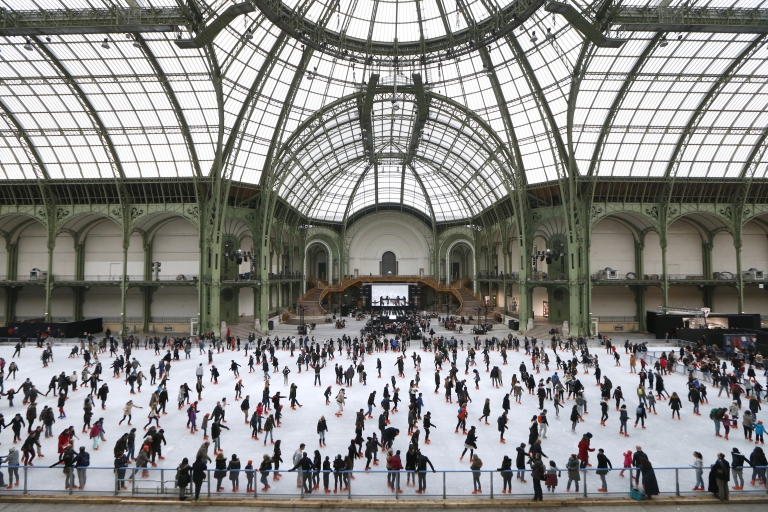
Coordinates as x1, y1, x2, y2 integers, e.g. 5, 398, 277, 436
381, 251, 397, 275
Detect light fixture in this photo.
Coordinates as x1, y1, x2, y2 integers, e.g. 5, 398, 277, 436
132, 35, 141, 48
306, 66, 316, 80
101, 37, 110, 49
24, 38, 33, 51
660, 34, 668, 47
45, 36, 52, 43
545, 28, 555, 41
244, 29, 253, 40
530, 31, 538, 44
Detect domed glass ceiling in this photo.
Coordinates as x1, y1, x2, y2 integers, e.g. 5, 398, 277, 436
291, 0, 506, 43
0, 0, 767, 223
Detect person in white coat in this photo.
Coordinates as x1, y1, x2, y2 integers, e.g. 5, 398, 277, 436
335, 389, 346, 417
293, 443, 306, 487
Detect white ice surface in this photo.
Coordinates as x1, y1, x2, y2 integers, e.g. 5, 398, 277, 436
0, 319, 764, 498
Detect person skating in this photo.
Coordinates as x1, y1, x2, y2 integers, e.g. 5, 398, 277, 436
634, 403, 647, 429
416, 410, 433, 444
176, 457, 191, 500
577, 433, 594, 468
692, 451, 705, 490
565, 453, 580, 492
498, 455, 513, 493
470, 453, 483, 494
259, 454, 273, 492
570, 405, 581, 432
731, 447, 750, 490
498, 412, 508, 443
669, 392, 683, 420
415, 450, 435, 493
596, 448, 612, 492
515, 443, 528, 482
531, 453, 545, 500
459, 426, 477, 461
335, 388, 346, 417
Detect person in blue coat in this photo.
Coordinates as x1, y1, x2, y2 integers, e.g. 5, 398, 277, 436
75, 446, 90, 490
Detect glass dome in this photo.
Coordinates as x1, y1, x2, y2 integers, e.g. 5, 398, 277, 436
0, 0, 766, 223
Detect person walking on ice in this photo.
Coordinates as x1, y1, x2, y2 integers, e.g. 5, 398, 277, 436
335, 389, 345, 417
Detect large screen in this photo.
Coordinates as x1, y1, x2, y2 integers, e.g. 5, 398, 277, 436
371, 284, 409, 306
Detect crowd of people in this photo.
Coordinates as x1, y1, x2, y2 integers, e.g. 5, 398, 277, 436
0, 325, 765, 502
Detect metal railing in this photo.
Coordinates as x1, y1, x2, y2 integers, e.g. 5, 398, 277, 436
149, 316, 193, 324
597, 316, 639, 323
477, 272, 519, 280
591, 273, 729, 282
2, 465, 766, 500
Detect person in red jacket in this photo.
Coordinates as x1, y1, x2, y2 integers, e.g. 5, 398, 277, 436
577, 432, 595, 468
387, 449, 403, 492
57, 428, 73, 461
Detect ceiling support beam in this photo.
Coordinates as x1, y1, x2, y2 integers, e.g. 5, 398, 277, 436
175, 2, 255, 49
251, 0, 546, 63
0, 6, 190, 36
401, 73, 429, 208
546, 2, 625, 47
615, 6, 768, 34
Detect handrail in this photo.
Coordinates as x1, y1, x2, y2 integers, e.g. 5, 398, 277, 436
297, 285, 319, 304
7, 464, 768, 499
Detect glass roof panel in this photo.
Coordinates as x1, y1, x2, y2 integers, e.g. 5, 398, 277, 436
0, 0, 766, 222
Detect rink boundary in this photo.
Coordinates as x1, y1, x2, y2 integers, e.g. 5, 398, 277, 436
1, 495, 767, 507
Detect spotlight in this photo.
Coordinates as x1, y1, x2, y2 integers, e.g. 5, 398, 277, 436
101, 37, 110, 49
24, 38, 33, 51
45, 36, 52, 43
545, 28, 555, 41
530, 31, 537, 44
660, 34, 668, 47
132, 35, 141, 48
244, 29, 253, 40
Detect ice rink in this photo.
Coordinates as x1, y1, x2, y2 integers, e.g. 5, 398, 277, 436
0, 317, 765, 498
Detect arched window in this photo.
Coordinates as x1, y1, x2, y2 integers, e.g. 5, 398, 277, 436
381, 251, 397, 275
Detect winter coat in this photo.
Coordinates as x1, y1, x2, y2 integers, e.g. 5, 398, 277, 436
566, 457, 580, 481
596, 453, 612, 475
577, 439, 594, 463
641, 462, 659, 496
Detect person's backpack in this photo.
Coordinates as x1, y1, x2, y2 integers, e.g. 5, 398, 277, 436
710, 407, 719, 419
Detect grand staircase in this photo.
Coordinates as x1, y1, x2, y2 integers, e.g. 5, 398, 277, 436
455, 283, 483, 314
297, 283, 326, 317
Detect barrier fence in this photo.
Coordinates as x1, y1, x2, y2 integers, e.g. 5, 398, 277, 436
0, 465, 766, 500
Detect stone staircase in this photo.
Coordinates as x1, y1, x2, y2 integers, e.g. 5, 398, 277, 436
297, 286, 326, 317
455, 284, 483, 314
